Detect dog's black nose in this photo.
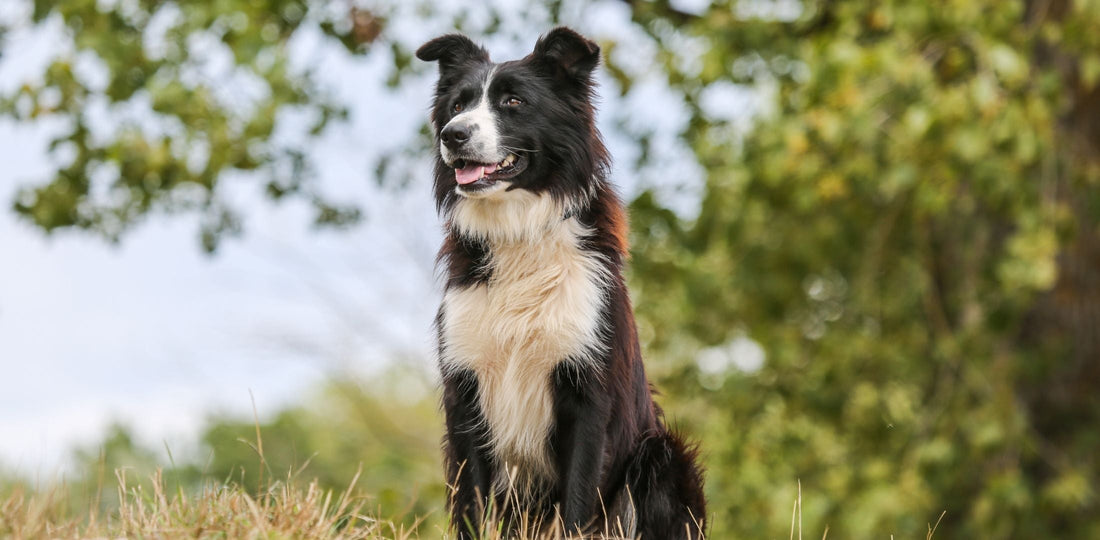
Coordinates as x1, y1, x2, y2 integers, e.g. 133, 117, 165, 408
441, 124, 471, 150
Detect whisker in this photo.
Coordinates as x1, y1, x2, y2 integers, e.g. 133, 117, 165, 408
498, 136, 540, 153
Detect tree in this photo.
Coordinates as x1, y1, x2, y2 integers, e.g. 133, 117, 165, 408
1, 0, 379, 251
624, 1, 1100, 537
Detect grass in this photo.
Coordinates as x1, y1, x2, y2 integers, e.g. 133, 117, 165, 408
0, 467, 643, 539
1, 472, 949, 539
0, 399, 642, 539
785, 478, 946, 540
2, 472, 949, 539
0, 413, 938, 539
1, 467, 427, 539
0, 463, 693, 539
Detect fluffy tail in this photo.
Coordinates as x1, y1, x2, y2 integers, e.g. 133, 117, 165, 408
624, 429, 707, 539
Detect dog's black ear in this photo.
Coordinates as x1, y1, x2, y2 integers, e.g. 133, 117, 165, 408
531, 27, 600, 82
416, 34, 489, 72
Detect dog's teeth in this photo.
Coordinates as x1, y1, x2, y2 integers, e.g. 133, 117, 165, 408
501, 154, 516, 166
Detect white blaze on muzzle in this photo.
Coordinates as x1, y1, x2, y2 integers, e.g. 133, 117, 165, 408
440, 67, 502, 168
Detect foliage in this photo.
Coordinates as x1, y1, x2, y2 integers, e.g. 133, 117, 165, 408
1, 0, 375, 250
623, 1, 1100, 538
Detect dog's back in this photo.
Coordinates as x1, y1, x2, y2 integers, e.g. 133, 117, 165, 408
419, 27, 706, 539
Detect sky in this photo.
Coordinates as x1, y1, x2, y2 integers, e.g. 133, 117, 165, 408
0, 0, 739, 477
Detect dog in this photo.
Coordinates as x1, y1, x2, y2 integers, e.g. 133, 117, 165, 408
417, 27, 706, 539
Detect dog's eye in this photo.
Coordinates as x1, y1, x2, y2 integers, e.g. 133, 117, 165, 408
453, 102, 464, 113
503, 97, 523, 107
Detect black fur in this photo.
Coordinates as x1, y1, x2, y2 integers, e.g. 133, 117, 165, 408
419, 27, 706, 539
439, 367, 494, 533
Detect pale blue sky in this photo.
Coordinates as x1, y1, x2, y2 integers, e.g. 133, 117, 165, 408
0, 0, 735, 475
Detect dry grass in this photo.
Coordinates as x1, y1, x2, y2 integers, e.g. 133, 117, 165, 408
0, 404, 648, 540
0, 467, 427, 539
786, 478, 946, 540
1, 473, 946, 539
0, 414, 923, 540
0, 467, 641, 539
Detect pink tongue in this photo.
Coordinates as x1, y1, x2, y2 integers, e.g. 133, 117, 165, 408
455, 163, 498, 185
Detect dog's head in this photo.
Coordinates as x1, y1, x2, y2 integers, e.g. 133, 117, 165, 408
417, 27, 609, 240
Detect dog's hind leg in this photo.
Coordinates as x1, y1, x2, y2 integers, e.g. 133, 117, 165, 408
624, 430, 707, 539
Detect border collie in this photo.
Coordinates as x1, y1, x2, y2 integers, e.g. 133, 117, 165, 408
417, 27, 706, 539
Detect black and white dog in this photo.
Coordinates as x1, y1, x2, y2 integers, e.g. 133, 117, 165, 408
417, 27, 706, 539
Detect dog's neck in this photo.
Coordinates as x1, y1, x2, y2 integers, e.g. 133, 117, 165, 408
448, 189, 585, 245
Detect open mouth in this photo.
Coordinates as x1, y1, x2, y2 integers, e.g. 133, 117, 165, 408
453, 153, 528, 191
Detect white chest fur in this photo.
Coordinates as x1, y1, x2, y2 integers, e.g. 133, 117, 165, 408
440, 217, 609, 492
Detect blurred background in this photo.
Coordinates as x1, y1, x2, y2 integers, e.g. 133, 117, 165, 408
2, 0, 1099, 537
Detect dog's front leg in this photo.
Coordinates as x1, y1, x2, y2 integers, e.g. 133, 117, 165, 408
442, 369, 493, 540
551, 362, 611, 535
